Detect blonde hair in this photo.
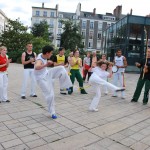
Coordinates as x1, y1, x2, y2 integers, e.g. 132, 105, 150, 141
0, 46, 7, 51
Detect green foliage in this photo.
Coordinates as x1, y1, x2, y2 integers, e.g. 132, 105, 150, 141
31, 21, 50, 42
60, 20, 84, 50
32, 37, 51, 55
7, 49, 23, 63
0, 19, 33, 62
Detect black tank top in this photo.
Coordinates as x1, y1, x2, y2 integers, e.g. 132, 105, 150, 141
24, 52, 35, 69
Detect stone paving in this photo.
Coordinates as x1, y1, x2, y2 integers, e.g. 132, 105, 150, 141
0, 63, 150, 150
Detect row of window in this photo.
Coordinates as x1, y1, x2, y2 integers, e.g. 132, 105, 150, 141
103, 16, 115, 21
82, 31, 102, 40
36, 11, 55, 17
82, 41, 101, 48
82, 21, 103, 30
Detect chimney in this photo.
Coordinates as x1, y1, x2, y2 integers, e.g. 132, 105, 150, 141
93, 8, 96, 15
42, 2, 44, 8
130, 8, 132, 15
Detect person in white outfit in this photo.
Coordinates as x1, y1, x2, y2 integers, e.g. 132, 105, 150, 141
89, 61, 125, 112
99, 54, 109, 95
0, 46, 11, 103
21, 42, 37, 99
34, 45, 72, 119
112, 49, 127, 99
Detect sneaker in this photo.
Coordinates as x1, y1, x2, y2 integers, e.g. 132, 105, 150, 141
89, 108, 98, 112
21, 96, 26, 99
5, 100, 10, 103
60, 92, 67, 95
51, 114, 57, 119
131, 99, 137, 102
112, 95, 118, 97
30, 95, 37, 97
143, 102, 147, 105
116, 88, 125, 92
104, 92, 108, 95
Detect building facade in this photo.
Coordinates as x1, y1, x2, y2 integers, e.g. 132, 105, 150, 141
0, 9, 8, 34
31, 3, 121, 52
103, 15, 150, 72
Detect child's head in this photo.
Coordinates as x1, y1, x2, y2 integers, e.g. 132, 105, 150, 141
96, 61, 108, 70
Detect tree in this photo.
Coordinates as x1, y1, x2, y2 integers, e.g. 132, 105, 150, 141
0, 19, 33, 52
31, 21, 50, 42
0, 19, 33, 62
32, 37, 52, 54
60, 20, 84, 50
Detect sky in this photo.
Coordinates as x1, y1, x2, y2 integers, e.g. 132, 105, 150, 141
0, 0, 150, 27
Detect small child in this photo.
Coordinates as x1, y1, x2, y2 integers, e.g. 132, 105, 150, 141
89, 61, 125, 112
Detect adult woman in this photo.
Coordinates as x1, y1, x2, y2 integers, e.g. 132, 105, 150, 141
0, 46, 11, 103
68, 49, 87, 94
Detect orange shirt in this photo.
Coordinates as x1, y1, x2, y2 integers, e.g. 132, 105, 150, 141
0, 55, 7, 71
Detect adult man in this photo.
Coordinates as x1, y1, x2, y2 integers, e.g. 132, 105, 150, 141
21, 42, 37, 99
112, 49, 127, 98
53, 47, 69, 95
131, 48, 150, 105
34, 45, 72, 119
83, 51, 91, 82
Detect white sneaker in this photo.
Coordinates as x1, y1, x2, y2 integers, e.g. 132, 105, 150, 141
89, 108, 98, 112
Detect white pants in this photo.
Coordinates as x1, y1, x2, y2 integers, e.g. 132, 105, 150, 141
0, 72, 8, 102
89, 74, 120, 110
21, 69, 36, 96
113, 72, 125, 97
36, 66, 72, 115
102, 77, 108, 94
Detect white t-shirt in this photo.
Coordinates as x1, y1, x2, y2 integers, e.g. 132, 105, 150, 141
92, 67, 109, 80
84, 57, 91, 66
34, 53, 48, 80
114, 56, 125, 73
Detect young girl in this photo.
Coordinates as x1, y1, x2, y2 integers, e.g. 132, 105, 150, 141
89, 61, 125, 111
0, 46, 11, 103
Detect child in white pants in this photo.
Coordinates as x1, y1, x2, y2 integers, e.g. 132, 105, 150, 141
89, 61, 125, 112
34, 46, 72, 119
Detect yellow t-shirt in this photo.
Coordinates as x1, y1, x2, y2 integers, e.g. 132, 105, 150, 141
56, 55, 65, 64
71, 57, 81, 70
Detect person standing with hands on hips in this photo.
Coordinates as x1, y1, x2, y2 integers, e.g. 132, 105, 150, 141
21, 42, 37, 99
112, 49, 127, 99
0, 46, 11, 103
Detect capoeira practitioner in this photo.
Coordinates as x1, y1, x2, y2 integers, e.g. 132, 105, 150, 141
89, 61, 125, 112
68, 49, 87, 94
0, 46, 11, 103
112, 49, 127, 99
83, 51, 91, 82
53, 47, 69, 95
34, 46, 72, 119
21, 42, 37, 99
131, 48, 150, 105
99, 54, 109, 95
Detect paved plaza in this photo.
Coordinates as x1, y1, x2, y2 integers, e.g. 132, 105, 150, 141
1, 63, 150, 150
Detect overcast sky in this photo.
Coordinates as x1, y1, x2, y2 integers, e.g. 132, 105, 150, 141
0, 0, 150, 27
